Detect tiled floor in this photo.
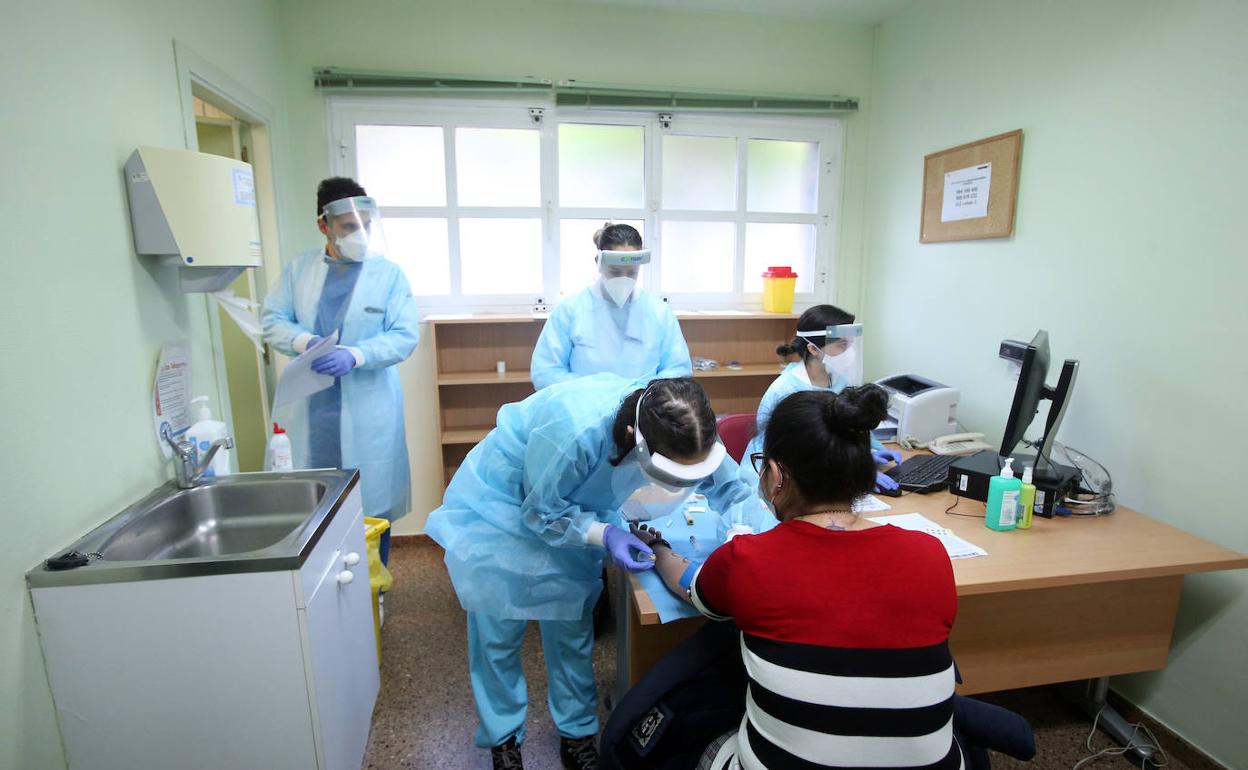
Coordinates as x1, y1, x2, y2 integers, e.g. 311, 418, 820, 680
364, 539, 1215, 770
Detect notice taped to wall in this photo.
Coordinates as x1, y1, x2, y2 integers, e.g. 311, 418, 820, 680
153, 342, 191, 459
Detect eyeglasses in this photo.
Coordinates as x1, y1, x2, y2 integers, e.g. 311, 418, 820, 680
749, 452, 766, 473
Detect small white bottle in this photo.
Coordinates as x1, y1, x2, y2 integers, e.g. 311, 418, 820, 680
186, 396, 231, 477
269, 423, 293, 472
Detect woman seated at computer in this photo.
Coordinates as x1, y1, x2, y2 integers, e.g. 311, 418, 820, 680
738, 304, 901, 496
634, 386, 964, 769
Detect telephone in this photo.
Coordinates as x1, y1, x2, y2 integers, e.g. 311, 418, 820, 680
928, 432, 992, 456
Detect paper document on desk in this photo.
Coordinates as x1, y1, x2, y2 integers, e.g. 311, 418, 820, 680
272, 331, 339, 410
853, 495, 892, 513
868, 512, 987, 559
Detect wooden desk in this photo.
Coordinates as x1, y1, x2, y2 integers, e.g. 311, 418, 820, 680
615, 490, 1248, 696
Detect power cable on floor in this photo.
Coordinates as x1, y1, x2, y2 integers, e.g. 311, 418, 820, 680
1072, 705, 1169, 770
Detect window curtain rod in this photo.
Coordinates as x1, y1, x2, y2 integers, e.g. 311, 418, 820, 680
314, 68, 858, 114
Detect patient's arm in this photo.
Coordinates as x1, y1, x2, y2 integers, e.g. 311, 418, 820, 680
631, 523, 698, 605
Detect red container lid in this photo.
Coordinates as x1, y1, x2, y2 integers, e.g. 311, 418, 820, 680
761, 266, 796, 278
272, 422, 286, 435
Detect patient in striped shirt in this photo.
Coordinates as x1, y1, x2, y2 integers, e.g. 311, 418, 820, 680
636, 385, 963, 770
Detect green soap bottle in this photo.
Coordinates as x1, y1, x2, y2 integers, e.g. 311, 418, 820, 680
1017, 465, 1036, 529
985, 458, 1021, 531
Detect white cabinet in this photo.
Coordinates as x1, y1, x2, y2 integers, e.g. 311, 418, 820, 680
30, 486, 379, 770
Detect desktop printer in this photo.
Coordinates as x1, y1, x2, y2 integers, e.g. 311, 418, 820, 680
874, 374, 960, 444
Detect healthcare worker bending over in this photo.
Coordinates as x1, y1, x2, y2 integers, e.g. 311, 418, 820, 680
426, 374, 767, 770
530, 223, 691, 390
262, 177, 420, 528
738, 304, 900, 496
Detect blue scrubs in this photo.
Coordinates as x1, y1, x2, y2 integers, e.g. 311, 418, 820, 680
306, 258, 363, 469
426, 373, 768, 748
530, 285, 691, 390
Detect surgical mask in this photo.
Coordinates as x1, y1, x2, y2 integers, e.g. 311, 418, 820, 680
822, 346, 858, 382
335, 230, 371, 262
622, 481, 692, 522
601, 276, 636, 306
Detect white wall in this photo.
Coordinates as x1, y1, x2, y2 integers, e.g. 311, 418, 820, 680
0, 2, 290, 768
863, 1, 1248, 764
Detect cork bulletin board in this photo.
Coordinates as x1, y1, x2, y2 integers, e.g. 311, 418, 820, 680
920, 129, 1022, 243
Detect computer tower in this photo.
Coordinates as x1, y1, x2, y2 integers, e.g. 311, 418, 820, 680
947, 450, 1080, 518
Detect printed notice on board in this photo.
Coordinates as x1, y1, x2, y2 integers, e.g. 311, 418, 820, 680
941, 162, 992, 222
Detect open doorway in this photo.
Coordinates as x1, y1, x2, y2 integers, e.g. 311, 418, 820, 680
174, 39, 288, 478
192, 92, 272, 471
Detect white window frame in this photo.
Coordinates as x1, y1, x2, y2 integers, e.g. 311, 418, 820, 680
327, 95, 843, 312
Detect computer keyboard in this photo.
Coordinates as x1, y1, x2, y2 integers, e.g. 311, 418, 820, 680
885, 454, 960, 494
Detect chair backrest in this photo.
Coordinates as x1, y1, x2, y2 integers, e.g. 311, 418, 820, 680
716, 413, 757, 464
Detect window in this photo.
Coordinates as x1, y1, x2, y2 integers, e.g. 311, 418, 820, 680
330, 98, 841, 310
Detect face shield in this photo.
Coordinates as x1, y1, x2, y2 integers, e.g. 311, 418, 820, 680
320, 196, 386, 262
632, 386, 726, 488
797, 323, 864, 387
598, 249, 651, 306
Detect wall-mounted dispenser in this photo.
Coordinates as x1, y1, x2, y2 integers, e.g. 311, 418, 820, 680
125, 146, 262, 292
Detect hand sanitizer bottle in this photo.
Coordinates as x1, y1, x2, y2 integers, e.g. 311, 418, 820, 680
186, 396, 230, 476
1017, 465, 1036, 529
985, 457, 1021, 531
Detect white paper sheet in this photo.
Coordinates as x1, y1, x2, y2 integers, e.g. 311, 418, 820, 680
941, 162, 992, 222
868, 512, 988, 559
852, 495, 892, 513
272, 331, 339, 410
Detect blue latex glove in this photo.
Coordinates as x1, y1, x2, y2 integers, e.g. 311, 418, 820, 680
304, 334, 323, 351
875, 470, 900, 492
873, 448, 903, 467
312, 347, 357, 377
603, 525, 655, 572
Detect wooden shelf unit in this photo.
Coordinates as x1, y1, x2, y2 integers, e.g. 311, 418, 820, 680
429, 311, 800, 487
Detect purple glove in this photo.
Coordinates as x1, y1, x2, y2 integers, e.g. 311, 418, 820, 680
603, 525, 655, 572
304, 334, 324, 351
875, 470, 900, 492
873, 448, 903, 467
312, 347, 357, 377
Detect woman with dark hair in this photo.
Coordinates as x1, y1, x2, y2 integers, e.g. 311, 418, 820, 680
426, 374, 767, 770
531, 222, 691, 390
738, 304, 901, 501
636, 385, 962, 770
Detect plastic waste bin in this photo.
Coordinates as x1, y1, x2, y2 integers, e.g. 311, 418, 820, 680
761, 266, 797, 313
363, 517, 393, 663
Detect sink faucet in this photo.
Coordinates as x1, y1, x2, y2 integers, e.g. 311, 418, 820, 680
161, 425, 235, 489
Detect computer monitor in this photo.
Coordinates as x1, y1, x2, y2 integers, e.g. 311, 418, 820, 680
998, 329, 1079, 471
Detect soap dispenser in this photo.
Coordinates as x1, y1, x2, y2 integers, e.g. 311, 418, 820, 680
1017, 465, 1036, 529
186, 396, 231, 477
985, 457, 1021, 531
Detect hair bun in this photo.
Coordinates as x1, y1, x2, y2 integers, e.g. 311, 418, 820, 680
827, 385, 890, 433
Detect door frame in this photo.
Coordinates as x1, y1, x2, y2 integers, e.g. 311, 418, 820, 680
173, 40, 288, 454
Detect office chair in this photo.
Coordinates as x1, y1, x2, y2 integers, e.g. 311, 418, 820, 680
715, 414, 757, 464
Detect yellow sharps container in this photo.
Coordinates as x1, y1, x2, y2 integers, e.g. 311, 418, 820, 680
761, 266, 797, 313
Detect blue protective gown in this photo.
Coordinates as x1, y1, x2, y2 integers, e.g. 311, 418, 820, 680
262, 249, 420, 521
426, 372, 769, 621
426, 372, 768, 748
737, 361, 883, 494
530, 285, 692, 390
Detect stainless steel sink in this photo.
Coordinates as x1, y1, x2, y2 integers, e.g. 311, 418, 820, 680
28, 470, 358, 587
